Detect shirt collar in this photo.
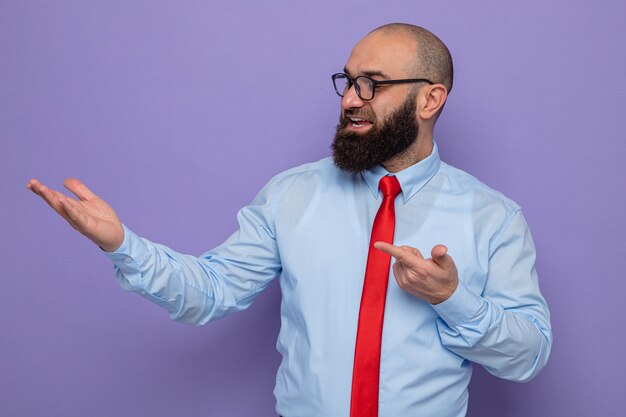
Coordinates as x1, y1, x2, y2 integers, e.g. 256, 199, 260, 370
360, 142, 441, 204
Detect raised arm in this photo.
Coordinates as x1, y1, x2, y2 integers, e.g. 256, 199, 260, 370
28, 176, 283, 325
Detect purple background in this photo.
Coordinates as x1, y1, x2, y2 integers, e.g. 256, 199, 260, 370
2, 1, 625, 416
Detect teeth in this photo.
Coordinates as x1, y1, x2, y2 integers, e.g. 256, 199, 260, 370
349, 117, 369, 127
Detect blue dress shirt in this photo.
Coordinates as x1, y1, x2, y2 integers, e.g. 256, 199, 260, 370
106, 144, 551, 417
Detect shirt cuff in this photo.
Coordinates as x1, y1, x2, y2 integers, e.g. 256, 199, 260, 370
103, 224, 148, 276
431, 279, 486, 327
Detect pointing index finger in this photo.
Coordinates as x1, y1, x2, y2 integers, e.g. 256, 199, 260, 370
374, 241, 406, 260
374, 242, 427, 269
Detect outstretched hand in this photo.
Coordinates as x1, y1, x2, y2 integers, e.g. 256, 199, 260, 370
374, 242, 458, 305
27, 178, 124, 252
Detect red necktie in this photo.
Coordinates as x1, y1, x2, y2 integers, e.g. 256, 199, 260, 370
350, 175, 402, 417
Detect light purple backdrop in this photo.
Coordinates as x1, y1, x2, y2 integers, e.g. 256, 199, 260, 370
2, 1, 625, 416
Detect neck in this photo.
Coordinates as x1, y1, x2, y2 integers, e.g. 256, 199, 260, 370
382, 134, 434, 173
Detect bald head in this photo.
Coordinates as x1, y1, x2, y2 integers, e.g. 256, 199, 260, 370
370, 23, 454, 93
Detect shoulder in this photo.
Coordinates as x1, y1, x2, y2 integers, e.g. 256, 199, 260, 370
274, 157, 339, 180
433, 162, 529, 251
268, 157, 352, 191
435, 161, 522, 215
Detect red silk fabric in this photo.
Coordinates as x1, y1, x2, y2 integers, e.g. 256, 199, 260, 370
350, 175, 402, 417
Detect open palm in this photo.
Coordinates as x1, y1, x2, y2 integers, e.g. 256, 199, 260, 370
27, 178, 124, 252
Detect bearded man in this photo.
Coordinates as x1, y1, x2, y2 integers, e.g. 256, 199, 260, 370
28, 23, 551, 417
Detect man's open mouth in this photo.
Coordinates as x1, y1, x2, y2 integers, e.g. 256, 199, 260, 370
348, 117, 373, 129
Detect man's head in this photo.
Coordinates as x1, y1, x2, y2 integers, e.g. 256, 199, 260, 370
332, 24, 453, 173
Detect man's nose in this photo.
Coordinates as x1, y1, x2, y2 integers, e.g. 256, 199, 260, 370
341, 84, 366, 110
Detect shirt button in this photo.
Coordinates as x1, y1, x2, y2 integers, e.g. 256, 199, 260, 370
123, 257, 132, 264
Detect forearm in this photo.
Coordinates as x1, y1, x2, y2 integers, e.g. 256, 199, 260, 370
105, 177, 282, 324
106, 226, 221, 324
106, 225, 279, 325
433, 280, 551, 382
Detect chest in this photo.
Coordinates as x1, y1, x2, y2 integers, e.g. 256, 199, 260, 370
274, 188, 491, 299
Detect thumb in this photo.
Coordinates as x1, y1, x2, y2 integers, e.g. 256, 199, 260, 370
64, 178, 98, 201
431, 245, 452, 268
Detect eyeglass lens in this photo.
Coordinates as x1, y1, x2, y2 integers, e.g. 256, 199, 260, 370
333, 74, 375, 100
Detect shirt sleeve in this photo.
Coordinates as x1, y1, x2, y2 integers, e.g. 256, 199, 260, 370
104, 177, 283, 325
431, 210, 552, 382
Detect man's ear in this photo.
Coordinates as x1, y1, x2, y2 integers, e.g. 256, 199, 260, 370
418, 84, 448, 121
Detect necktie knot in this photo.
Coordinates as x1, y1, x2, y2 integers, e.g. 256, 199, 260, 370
379, 175, 401, 199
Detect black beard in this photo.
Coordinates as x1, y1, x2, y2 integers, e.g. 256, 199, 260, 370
331, 95, 418, 173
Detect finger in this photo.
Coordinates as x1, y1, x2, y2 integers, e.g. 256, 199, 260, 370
431, 244, 453, 269
392, 261, 405, 285
31, 182, 68, 212
431, 244, 447, 258
31, 185, 81, 226
374, 241, 407, 260
375, 242, 423, 258
28, 179, 51, 198
393, 260, 416, 282
58, 196, 90, 229
399, 245, 424, 259
26, 178, 37, 191
64, 178, 98, 201
26, 178, 45, 194
375, 242, 424, 268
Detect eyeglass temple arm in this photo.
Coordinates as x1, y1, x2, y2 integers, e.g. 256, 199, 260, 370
375, 78, 434, 86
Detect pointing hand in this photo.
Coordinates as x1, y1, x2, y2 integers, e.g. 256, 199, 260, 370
27, 178, 124, 252
374, 242, 458, 305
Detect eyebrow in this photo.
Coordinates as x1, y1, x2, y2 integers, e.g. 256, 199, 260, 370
343, 67, 390, 79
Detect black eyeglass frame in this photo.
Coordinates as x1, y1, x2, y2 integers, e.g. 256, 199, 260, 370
331, 73, 434, 101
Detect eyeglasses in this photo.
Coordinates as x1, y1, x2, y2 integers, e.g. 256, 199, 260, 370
331, 73, 434, 101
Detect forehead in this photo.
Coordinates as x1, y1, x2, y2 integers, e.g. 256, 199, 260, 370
345, 31, 417, 78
